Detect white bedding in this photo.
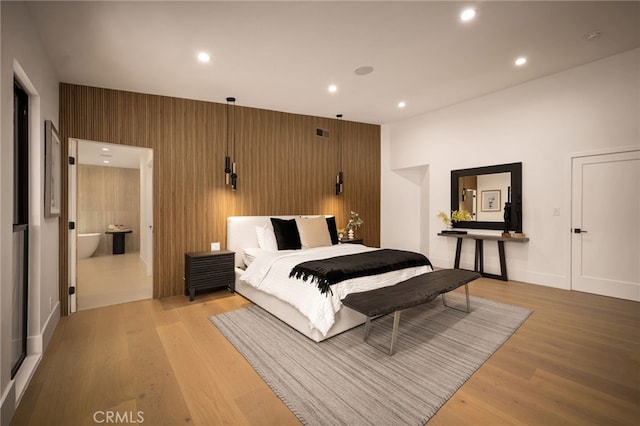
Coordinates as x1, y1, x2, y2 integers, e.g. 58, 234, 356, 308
240, 244, 432, 336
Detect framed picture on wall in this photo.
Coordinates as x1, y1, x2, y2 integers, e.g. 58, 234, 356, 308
44, 120, 61, 217
481, 190, 501, 212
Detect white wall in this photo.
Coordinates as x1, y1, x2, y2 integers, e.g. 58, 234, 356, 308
381, 48, 640, 290
380, 126, 430, 254
1, 2, 60, 422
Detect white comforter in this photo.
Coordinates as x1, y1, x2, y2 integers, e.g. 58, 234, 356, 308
240, 244, 432, 336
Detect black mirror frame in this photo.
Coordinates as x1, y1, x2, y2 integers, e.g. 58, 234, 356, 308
450, 162, 522, 232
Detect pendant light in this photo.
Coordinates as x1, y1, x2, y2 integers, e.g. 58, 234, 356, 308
225, 97, 238, 191
335, 114, 344, 196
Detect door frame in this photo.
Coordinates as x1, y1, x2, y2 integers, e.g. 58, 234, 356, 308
67, 139, 154, 314
568, 145, 640, 293
68, 139, 77, 313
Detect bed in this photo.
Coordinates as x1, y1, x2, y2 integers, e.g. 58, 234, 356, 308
227, 215, 432, 342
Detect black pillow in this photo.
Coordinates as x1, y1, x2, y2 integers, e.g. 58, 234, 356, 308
270, 218, 301, 250
325, 216, 339, 245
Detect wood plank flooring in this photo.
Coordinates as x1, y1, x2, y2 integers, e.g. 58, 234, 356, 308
11, 278, 640, 425
76, 253, 152, 311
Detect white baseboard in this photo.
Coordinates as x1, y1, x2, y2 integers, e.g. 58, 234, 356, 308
42, 300, 61, 351
14, 355, 40, 407
431, 257, 569, 289
15, 300, 61, 409
1, 380, 16, 426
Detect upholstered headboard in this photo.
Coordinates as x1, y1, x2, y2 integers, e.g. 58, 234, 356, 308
226, 215, 334, 267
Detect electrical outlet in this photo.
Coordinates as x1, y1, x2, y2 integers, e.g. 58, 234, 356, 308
552, 207, 560, 216
211, 242, 220, 251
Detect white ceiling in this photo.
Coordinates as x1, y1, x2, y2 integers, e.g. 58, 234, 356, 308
27, 1, 640, 125
77, 139, 150, 169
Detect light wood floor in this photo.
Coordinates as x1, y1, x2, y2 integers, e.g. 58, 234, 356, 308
77, 253, 152, 311
11, 278, 640, 425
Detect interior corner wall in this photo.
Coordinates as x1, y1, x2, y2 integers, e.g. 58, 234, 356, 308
1, 1, 60, 421
59, 84, 381, 303
382, 48, 640, 289
380, 126, 429, 254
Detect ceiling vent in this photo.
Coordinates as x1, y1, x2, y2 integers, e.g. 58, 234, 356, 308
316, 128, 330, 138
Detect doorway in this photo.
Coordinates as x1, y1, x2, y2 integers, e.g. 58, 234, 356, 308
571, 149, 639, 301
68, 139, 153, 312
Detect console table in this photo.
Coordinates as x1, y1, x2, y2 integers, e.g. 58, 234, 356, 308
438, 233, 529, 281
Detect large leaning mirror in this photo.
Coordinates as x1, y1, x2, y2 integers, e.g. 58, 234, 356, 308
450, 162, 522, 232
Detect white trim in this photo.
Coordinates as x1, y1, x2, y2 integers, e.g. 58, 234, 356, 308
69, 139, 77, 313
8, 57, 62, 413
12, 60, 37, 94
13, 301, 59, 406
1, 382, 16, 426
13, 355, 41, 407
569, 145, 640, 160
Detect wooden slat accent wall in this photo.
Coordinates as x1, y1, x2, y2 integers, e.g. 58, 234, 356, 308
59, 84, 380, 311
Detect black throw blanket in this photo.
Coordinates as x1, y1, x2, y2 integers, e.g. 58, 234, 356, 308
289, 249, 432, 296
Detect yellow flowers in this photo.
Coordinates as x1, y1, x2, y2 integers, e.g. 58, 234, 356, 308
437, 210, 472, 224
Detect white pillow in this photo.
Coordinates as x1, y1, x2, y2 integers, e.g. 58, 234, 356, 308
295, 216, 332, 248
243, 248, 264, 267
255, 225, 278, 251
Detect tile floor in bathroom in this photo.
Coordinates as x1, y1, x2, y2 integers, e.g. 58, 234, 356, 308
77, 252, 152, 311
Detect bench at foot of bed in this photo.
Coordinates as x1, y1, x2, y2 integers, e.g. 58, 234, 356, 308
341, 269, 482, 355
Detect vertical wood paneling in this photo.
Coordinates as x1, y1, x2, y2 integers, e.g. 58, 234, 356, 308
58, 84, 380, 310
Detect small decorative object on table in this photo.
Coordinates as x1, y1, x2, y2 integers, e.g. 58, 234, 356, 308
437, 210, 472, 235
344, 211, 364, 239
502, 188, 512, 238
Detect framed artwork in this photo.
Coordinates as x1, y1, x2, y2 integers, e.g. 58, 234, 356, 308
44, 120, 61, 217
481, 190, 501, 212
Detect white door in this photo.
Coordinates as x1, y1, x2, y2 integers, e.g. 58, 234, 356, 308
571, 150, 640, 301
68, 139, 78, 313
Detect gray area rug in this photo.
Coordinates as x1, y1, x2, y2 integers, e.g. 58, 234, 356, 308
210, 293, 531, 425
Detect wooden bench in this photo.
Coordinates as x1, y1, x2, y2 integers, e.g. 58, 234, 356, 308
342, 269, 481, 355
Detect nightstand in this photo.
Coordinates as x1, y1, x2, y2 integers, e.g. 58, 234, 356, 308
339, 238, 364, 245
184, 250, 235, 301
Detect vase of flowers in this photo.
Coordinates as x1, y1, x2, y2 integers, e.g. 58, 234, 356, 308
437, 210, 472, 234
345, 211, 363, 239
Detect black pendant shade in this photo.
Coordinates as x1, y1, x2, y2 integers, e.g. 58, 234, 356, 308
336, 114, 344, 196
225, 97, 238, 191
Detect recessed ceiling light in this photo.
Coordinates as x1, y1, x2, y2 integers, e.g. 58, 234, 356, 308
460, 8, 476, 22
355, 66, 374, 76
328, 84, 337, 93
197, 52, 210, 63
398, 101, 406, 108
101, 147, 110, 151
515, 57, 527, 66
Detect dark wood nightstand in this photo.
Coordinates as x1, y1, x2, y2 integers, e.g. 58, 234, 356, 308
339, 238, 364, 245
184, 250, 235, 301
